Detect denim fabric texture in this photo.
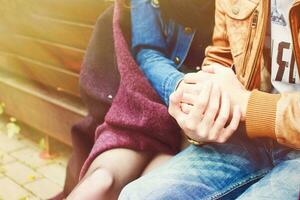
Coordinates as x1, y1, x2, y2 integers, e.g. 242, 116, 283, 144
131, 0, 195, 105
119, 130, 300, 200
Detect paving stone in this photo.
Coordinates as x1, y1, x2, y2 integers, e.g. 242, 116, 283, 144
24, 178, 62, 199
0, 133, 26, 153
11, 147, 49, 168
3, 162, 42, 185
0, 116, 68, 199
0, 177, 32, 200
37, 163, 66, 186
0, 150, 15, 164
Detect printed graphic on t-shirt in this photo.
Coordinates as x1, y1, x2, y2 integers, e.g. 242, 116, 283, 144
271, 0, 300, 93
271, 0, 287, 26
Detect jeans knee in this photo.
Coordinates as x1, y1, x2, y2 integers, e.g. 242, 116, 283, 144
119, 179, 173, 200
119, 181, 144, 200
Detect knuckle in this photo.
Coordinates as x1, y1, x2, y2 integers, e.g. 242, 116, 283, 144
208, 133, 217, 141
168, 107, 174, 116
218, 116, 228, 125
196, 126, 207, 138
185, 121, 197, 131
177, 117, 185, 128
209, 104, 219, 113
231, 121, 239, 130
196, 101, 206, 110
169, 93, 176, 103
216, 138, 226, 143
204, 113, 214, 122
226, 126, 236, 133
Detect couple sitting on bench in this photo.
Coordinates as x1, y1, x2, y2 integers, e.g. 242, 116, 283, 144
56, 0, 300, 199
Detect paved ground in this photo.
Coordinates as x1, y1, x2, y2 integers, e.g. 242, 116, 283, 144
0, 116, 71, 200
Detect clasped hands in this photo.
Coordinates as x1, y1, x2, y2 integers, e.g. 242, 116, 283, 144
168, 64, 251, 144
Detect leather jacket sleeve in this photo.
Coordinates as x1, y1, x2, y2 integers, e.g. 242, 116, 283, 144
202, 0, 233, 68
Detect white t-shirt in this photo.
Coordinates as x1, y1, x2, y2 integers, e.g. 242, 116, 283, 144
271, 0, 300, 93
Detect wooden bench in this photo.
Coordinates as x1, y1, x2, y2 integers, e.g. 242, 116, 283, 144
0, 0, 112, 146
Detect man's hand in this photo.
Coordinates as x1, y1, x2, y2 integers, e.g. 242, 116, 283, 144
168, 81, 242, 144
183, 64, 251, 120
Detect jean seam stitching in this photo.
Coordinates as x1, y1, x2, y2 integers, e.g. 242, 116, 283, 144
207, 169, 271, 200
163, 72, 178, 104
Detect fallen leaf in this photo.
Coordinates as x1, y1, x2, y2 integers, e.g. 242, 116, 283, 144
0, 106, 3, 115
6, 122, 21, 138
18, 196, 30, 200
9, 117, 17, 122
0, 167, 5, 174
27, 175, 36, 182
39, 138, 46, 150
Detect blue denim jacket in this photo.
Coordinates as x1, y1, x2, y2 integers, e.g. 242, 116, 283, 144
131, 0, 195, 105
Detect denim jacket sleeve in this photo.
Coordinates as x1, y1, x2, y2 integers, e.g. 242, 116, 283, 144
130, 0, 184, 105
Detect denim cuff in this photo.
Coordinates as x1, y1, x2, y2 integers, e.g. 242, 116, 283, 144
163, 72, 184, 106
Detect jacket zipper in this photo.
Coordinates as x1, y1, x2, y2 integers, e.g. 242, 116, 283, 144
246, 1, 269, 89
242, 10, 259, 76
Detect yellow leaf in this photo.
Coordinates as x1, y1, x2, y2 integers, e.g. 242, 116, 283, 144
18, 196, 29, 200
6, 122, 21, 138
39, 138, 46, 150
0, 106, 3, 115
27, 175, 36, 181
9, 117, 16, 122
0, 167, 5, 174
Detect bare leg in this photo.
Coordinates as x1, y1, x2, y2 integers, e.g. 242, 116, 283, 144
67, 148, 153, 200
142, 153, 173, 175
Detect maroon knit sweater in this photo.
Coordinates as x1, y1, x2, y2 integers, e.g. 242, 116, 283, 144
79, 0, 181, 179
51, 2, 181, 199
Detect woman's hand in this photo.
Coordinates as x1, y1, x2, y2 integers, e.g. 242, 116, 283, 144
175, 77, 203, 114
169, 81, 242, 144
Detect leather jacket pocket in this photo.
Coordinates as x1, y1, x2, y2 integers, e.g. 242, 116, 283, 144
223, 0, 259, 77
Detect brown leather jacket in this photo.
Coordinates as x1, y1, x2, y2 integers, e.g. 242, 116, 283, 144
203, 0, 300, 149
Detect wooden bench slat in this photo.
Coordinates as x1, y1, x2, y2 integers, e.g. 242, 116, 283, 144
2, 14, 94, 50
0, 34, 84, 72
0, 1, 112, 145
0, 53, 80, 96
0, 70, 87, 146
31, 0, 112, 25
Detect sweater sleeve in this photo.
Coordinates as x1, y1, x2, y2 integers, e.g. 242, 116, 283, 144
246, 90, 300, 149
245, 90, 280, 139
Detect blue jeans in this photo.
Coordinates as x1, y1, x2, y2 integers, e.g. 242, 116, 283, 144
119, 131, 300, 200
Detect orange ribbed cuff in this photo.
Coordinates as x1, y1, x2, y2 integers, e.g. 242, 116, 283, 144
245, 90, 281, 139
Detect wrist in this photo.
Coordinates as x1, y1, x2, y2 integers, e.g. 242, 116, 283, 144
175, 78, 184, 91
240, 90, 251, 121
